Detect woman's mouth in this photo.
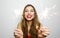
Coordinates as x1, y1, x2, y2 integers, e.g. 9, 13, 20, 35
27, 15, 32, 18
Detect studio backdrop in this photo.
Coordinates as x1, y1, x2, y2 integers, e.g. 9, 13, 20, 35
0, 0, 60, 38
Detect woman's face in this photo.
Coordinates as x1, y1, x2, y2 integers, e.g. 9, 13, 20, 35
24, 6, 35, 21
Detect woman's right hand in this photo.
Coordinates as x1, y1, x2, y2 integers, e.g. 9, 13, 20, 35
14, 29, 23, 38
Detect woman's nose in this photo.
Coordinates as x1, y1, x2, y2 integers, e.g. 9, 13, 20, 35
28, 11, 31, 14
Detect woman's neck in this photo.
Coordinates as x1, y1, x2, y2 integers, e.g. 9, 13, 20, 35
27, 21, 32, 33
27, 21, 32, 26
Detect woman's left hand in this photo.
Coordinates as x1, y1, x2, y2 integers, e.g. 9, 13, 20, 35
38, 26, 49, 38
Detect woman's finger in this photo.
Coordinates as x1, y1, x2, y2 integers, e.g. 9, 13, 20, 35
42, 31, 50, 36
15, 29, 22, 32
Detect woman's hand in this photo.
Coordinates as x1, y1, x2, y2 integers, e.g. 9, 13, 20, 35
38, 26, 49, 38
14, 29, 23, 38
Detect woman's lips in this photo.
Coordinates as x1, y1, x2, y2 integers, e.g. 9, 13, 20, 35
27, 15, 32, 18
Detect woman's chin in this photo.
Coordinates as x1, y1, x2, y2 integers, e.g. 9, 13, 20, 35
26, 18, 32, 21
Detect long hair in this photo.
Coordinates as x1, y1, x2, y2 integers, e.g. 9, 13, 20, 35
17, 4, 41, 38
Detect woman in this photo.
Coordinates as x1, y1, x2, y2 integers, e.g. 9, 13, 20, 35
14, 4, 49, 38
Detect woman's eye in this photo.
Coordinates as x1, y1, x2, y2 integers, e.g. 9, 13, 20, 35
25, 11, 28, 12
31, 10, 34, 12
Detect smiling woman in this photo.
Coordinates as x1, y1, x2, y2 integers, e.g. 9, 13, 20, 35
14, 4, 49, 38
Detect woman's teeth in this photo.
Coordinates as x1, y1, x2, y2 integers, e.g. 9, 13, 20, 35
27, 15, 32, 18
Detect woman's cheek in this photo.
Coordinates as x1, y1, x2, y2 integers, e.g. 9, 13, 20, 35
25, 15, 27, 19
32, 15, 34, 19
25, 12, 28, 18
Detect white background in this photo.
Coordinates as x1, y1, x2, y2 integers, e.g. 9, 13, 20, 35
0, 0, 60, 38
